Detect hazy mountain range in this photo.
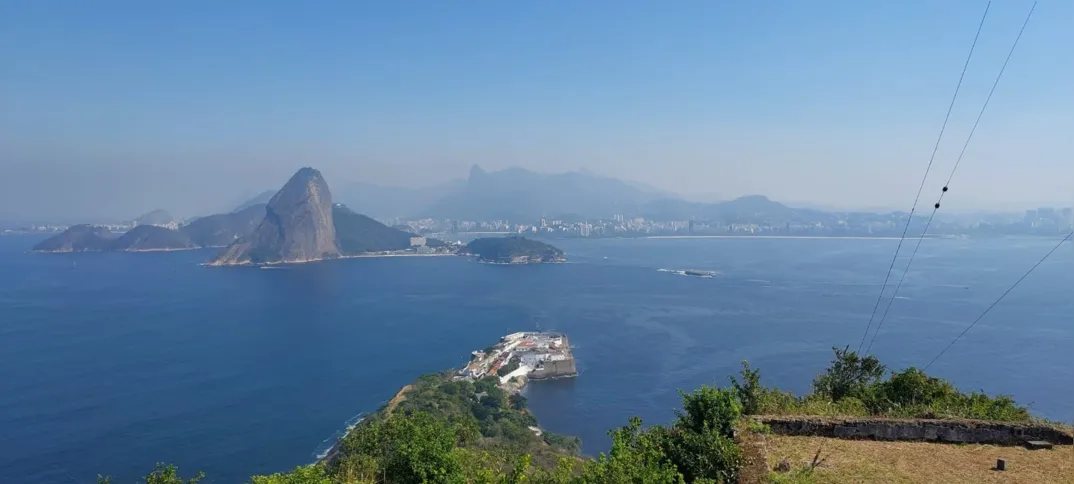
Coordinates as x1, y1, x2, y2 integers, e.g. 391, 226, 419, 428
318, 165, 818, 223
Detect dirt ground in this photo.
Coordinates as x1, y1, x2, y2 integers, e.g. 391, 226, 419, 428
761, 435, 1074, 483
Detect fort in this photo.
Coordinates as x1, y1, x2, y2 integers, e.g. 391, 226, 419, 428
459, 331, 577, 389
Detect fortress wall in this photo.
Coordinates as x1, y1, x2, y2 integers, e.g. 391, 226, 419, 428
755, 416, 1073, 446
530, 358, 577, 380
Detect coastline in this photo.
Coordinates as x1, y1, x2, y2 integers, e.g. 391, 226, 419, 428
32, 246, 205, 254
203, 251, 456, 267
646, 235, 923, 240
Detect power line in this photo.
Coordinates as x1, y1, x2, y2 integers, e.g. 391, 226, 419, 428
855, 1, 991, 354
863, 1, 1036, 355
923, 231, 1071, 371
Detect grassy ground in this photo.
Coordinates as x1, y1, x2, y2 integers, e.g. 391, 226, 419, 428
763, 435, 1074, 483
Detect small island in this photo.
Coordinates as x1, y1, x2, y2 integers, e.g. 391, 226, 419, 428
459, 236, 566, 264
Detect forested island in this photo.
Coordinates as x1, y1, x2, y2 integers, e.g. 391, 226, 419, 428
460, 236, 566, 264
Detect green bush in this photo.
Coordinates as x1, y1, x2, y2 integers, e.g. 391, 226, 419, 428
811, 346, 885, 401
675, 386, 741, 438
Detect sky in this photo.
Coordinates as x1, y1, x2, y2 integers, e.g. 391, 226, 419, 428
1, 0, 1071, 221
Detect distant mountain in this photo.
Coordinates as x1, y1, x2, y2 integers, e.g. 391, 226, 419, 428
32, 225, 117, 252
640, 195, 822, 223
334, 180, 465, 219
231, 190, 276, 213
210, 168, 341, 265
180, 204, 266, 247
333, 204, 425, 254
459, 236, 566, 264
421, 165, 663, 220
110, 225, 195, 251
133, 209, 175, 227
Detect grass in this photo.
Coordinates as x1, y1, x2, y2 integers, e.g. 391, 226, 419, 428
763, 435, 1074, 483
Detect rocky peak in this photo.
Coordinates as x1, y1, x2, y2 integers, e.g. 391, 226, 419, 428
209, 167, 341, 265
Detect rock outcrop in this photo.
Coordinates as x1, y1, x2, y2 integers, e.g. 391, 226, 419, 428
209, 167, 341, 265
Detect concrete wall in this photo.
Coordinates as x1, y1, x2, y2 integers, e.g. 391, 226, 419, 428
756, 416, 1073, 446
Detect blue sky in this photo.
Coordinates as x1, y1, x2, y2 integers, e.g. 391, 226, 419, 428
1, 1, 1070, 220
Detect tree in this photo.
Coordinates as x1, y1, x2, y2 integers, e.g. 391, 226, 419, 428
142, 464, 204, 484
581, 417, 685, 484
812, 346, 885, 401
249, 464, 331, 484
666, 386, 744, 483
728, 360, 762, 415
339, 411, 465, 483
509, 393, 527, 411
675, 386, 741, 438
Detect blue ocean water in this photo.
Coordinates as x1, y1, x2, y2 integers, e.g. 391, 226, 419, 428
0, 235, 1071, 482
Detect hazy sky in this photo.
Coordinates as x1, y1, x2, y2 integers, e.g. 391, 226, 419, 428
2, 1, 1071, 221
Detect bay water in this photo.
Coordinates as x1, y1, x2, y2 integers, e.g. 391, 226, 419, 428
1, 235, 1071, 482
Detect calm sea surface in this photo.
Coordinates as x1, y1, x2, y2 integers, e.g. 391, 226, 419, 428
1, 235, 1071, 482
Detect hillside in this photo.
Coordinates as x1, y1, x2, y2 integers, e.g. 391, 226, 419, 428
180, 204, 265, 247
31, 225, 116, 252
132, 209, 175, 227
332, 204, 422, 254
422, 165, 663, 220
460, 236, 565, 264
110, 225, 195, 251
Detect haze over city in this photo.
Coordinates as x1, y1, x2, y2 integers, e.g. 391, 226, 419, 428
2, 1, 1071, 221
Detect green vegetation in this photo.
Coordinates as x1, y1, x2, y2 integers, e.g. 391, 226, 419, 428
180, 204, 266, 247
110, 225, 195, 251
730, 346, 1031, 421
108, 348, 1039, 483
460, 236, 565, 263
496, 360, 520, 377
333, 205, 435, 254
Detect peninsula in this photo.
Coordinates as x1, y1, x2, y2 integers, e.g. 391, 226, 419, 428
317, 331, 581, 470
459, 236, 566, 264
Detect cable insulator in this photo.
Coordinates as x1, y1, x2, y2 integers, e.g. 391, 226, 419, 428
934, 203, 941, 209
942, 186, 949, 192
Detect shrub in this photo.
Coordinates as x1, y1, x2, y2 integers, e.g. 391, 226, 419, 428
675, 386, 741, 438
811, 346, 885, 401
729, 361, 763, 415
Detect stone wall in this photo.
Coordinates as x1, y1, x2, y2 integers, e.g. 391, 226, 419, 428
756, 416, 1073, 446
530, 358, 577, 380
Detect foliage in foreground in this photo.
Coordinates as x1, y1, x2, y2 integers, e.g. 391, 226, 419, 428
106, 348, 1036, 483
730, 346, 1032, 421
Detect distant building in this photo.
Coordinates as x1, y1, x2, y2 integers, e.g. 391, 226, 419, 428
410, 236, 427, 247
